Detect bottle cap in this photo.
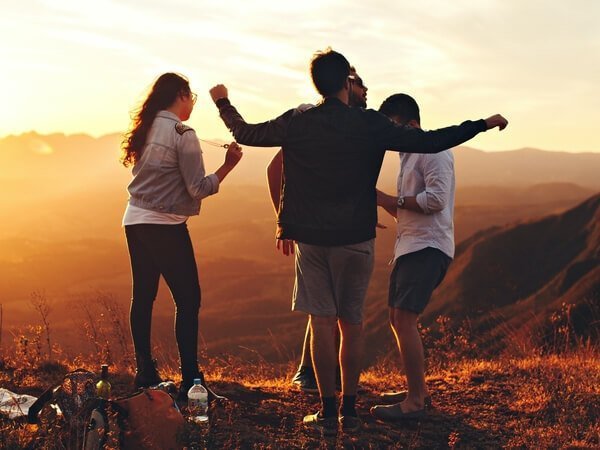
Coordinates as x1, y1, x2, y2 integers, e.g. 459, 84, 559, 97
193, 378, 202, 385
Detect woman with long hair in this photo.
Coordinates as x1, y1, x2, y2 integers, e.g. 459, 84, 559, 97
121, 72, 242, 402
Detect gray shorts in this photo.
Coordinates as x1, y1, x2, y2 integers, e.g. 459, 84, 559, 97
388, 247, 452, 314
292, 239, 375, 324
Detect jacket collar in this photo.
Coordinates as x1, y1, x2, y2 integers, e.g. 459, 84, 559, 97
156, 110, 181, 122
319, 97, 348, 107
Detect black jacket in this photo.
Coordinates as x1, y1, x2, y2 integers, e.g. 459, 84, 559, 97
216, 97, 486, 246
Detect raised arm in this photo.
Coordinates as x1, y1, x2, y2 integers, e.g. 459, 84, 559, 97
178, 132, 243, 199
177, 131, 220, 200
209, 84, 295, 147
368, 110, 508, 154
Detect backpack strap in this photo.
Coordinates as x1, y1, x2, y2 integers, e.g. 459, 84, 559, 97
27, 368, 96, 424
27, 384, 58, 424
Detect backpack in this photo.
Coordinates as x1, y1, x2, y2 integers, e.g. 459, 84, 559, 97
28, 369, 185, 449
27, 368, 98, 425
111, 388, 185, 450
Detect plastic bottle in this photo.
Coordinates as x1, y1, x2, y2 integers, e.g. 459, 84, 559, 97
96, 365, 111, 399
187, 378, 209, 423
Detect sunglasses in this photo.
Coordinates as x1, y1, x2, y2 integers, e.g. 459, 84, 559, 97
348, 75, 366, 89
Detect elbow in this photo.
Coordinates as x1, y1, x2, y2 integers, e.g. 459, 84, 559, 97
426, 194, 449, 213
417, 191, 447, 214
427, 201, 446, 213
187, 175, 220, 200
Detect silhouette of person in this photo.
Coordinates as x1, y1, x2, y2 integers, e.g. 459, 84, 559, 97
121, 72, 242, 403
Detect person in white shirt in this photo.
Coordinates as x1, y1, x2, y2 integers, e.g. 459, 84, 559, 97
371, 93, 455, 420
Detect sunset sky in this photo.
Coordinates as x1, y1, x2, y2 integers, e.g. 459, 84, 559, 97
1, 0, 599, 152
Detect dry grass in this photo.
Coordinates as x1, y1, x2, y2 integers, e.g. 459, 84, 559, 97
1, 299, 598, 448
0, 348, 598, 449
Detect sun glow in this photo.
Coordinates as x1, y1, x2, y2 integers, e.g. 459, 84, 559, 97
1, 1, 599, 152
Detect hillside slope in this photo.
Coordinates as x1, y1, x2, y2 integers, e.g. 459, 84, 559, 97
424, 194, 600, 348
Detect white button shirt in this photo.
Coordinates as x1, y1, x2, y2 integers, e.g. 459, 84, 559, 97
393, 149, 455, 261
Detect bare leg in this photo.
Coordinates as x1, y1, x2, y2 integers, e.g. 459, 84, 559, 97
309, 315, 337, 397
338, 319, 363, 396
299, 319, 312, 367
390, 307, 428, 411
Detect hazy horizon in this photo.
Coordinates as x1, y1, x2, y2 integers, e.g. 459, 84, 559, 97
2, 1, 600, 153
2, 130, 599, 155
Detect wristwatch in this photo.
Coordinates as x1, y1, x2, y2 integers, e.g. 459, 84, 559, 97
397, 196, 405, 209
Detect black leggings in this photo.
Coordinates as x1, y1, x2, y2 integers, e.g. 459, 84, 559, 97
125, 223, 201, 375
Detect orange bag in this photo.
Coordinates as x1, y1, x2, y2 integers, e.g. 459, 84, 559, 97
112, 389, 185, 450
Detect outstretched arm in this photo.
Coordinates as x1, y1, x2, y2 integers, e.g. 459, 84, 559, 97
210, 84, 295, 147
369, 110, 508, 154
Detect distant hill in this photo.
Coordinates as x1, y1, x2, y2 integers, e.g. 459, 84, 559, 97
1, 132, 598, 360
378, 146, 600, 190
2, 133, 600, 191
424, 194, 600, 349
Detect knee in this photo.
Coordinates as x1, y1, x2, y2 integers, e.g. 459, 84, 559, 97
131, 294, 156, 310
391, 308, 418, 333
175, 295, 200, 316
309, 315, 337, 333
338, 318, 363, 337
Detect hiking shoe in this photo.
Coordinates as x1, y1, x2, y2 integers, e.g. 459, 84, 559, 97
303, 411, 338, 437
291, 366, 319, 394
370, 403, 427, 421
339, 414, 362, 433
380, 391, 433, 409
134, 359, 163, 388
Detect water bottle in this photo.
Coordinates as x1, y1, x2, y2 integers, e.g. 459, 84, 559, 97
187, 378, 209, 423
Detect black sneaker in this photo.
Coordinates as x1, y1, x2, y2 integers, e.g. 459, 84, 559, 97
303, 411, 338, 437
134, 359, 163, 388
291, 366, 319, 394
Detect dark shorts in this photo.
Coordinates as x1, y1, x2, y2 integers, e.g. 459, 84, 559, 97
388, 247, 452, 314
292, 239, 375, 324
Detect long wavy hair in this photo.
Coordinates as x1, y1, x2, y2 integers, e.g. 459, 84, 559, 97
120, 73, 191, 167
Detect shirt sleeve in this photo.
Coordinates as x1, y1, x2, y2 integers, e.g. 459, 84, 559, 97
415, 152, 454, 214
216, 98, 296, 147
366, 109, 487, 154
177, 130, 220, 200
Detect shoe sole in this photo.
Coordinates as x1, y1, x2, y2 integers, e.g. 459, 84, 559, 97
371, 408, 427, 421
380, 392, 433, 409
292, 382, 319, 394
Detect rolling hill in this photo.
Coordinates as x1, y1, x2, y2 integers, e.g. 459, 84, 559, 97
0, 132, 598, 361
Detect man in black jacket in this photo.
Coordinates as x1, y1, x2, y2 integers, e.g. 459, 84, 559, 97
209, 48, 507, 435
266, 66, 369, 396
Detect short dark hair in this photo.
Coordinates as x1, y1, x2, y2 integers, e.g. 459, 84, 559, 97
379, 93, 421, 125
310, 48, 351, 97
